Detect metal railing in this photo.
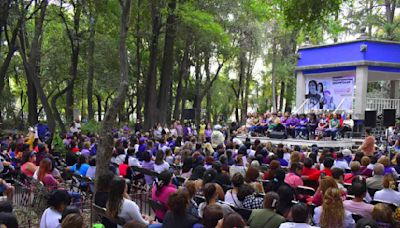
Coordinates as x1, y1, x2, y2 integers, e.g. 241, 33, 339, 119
366, 97, 400, 117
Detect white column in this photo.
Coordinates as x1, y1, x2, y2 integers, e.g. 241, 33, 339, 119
390, 80, 400, 99
354, 66, 368, 120
295, 71, 306, 113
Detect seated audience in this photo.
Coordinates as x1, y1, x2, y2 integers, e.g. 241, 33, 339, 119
284, 162, 303, 189
216, 212, 246, 228
224, 173, 244, 208
107, 177, 152, 227
237, 184, 263, 210
154, 150, 170, 173
344, 161, 361, 184
193, 204, 223, 228
198, 183, 233, 218
279, 203, 318, 228
313, 187, 355, 228
333, 152, 349, 170
343, 179, 374, 218
21, 151, 37, 177
244, 167, 264, 193
372, 203, 394, 227
248, 192, 285, 228
163, 189, 199, 228
366, 164, 384, 191
40, 190, 71, 228
373, 174, 400, 206
151, 170, 177, 221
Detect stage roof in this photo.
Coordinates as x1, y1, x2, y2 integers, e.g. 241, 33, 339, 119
296, 39, 400, 81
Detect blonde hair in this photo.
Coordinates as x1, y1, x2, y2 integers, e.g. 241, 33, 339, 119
320, 176, 338, 194
372, 203, 394, 225
383, 174, 396, 190
378, 156, 390, 167
320, 187, 345, 228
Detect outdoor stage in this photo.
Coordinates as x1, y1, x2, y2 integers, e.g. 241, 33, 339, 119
235, 135, 364, 149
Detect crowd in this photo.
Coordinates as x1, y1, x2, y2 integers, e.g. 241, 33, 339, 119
0, 117, 399, 228
237, 111, 357, 140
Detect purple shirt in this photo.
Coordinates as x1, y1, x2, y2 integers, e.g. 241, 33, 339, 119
142, 161, 155, 185
299, 118, 308, 126
287, 118, 299, 127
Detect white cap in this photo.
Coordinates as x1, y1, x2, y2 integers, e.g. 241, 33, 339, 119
342, 149, 352, 156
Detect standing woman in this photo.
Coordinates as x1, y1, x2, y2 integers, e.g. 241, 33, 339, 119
107, 177, 151, 228
313, 187, 354, 228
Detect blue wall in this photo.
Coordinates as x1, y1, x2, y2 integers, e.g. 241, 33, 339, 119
297, 41, 400, 67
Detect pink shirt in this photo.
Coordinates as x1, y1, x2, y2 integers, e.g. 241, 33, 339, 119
284, 172, 304, 188
343, 200, 374, 219
151, 184, 177, 220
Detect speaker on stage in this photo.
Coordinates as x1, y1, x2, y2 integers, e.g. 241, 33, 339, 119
365, 110, 377, 128
269, 131, 287, 139
383, 109, 396, 127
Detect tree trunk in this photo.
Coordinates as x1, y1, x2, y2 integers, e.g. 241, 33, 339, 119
243, 52, 253, 122
87, 1, 96, 121
204, 52, 211, 123
194, 52, 202, 125
96, 0, 132, 190
144, 0, 160, 130
279, 81, 285, 112
173, 44, 189, 121
19, 0, 56, 136
26, 78, 38, 125
236, 51, 246, 122
157, 0, 176, 124
271, 23, 278, 112
135, 0, 143, 122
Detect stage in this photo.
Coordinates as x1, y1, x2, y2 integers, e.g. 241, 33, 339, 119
235, 135, 364, 149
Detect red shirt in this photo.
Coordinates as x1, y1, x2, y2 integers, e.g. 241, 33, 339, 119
307, 168, 332, 181
302, 167, 319, 177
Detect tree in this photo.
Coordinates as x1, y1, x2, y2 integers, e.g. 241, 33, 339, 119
96, 0, 132, 188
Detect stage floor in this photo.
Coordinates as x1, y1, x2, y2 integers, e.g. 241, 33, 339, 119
235, 135, 364, 149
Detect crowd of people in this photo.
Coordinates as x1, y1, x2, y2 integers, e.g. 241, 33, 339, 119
0, 117, 399, 228
237, 111, 356, 140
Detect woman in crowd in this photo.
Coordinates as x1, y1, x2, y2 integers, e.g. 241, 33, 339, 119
263, 160, 281, 180
66, 155, 90, 176
21, 151, 37, 177
237, 184, 263, 210
194, 204, 223, 228
162, 189, 199, 228
359, 136, 376, 157
229, 155, 247, 178
343, 161, 361, 184
360, 156, 373, 177
373, 174, 400, 206
280, 203, 318, 228
151, 170, 176, 222
61, 213, 84, 228
312, 176, 346, 206
377, 156, 399, 178
142, 151, 155, 185
184, 180, 200, 217
248, 192, 285, 228
202, 169, 225, 201
313, 187, 355, 228
265, 168, 288, 192
40, 190, 71, 228
107, 177, 151, 228
224, 173, 244, 208
371, 203, 394, 227
315, 113, 328, 140
216, 212, 246, 228
244, 167, 264, 193
154, 150, 170, 173
85, 157, 96, 179
198, 183, 234, 218
38, 158, 59, 189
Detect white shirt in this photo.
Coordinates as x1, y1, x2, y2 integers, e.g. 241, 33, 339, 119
40, 207, 61, 228
247, 149, 256, 157
279, 223, 318, 228
118, 199, 148, 228
374, 188, 400, 206
333, 159, 349, 170
224, 189, 242, 208
154, 161, 170, 173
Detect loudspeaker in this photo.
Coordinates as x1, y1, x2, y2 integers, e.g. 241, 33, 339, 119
364, 110, 377, 128
269, 131, 287, 139
182, 109, 195, 120
383, 109, 396, 127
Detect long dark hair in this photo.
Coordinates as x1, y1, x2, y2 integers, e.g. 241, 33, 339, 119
155, 150, 164, 166
107, 177, 126, 218
76, 155, 87, 170
155, 170, 173, 196
124, 148, 135, 165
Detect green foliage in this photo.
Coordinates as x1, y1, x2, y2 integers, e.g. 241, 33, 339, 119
81, 120, 101, 135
